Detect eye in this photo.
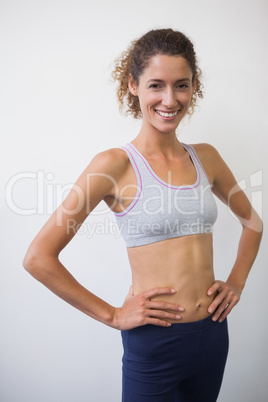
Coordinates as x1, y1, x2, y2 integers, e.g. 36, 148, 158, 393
176, 83, 189, 89
149, 84, 162, 89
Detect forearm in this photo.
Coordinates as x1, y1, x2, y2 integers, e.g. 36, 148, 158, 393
227, 224, 263, 291
23, 255, 116, 327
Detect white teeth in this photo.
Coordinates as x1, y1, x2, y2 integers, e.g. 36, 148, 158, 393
155, 110, 179, 117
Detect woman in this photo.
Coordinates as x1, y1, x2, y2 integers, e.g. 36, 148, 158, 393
23, 29, 262, 401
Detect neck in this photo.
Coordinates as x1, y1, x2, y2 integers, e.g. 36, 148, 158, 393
132, 122, 183, 158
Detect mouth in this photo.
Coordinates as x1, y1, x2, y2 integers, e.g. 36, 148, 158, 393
155, 109, 180, 118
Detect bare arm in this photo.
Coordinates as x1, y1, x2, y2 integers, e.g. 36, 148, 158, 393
195, 144, 263, 322
23, 148, 183, 329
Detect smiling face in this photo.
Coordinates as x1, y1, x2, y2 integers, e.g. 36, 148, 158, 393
129, 54, 195, 135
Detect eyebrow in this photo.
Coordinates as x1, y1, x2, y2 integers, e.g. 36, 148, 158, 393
146, 78, 191, 84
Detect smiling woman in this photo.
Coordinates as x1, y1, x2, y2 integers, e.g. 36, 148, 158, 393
128, 55, 193, 132
112, 29, 203, 119
23, 28, 262, 402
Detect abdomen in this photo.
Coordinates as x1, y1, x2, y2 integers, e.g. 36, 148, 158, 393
127, 233, 215, 322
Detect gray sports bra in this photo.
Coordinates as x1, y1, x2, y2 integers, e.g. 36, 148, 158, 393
113, 142, 218, 247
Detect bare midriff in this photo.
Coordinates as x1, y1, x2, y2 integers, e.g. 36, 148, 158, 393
127, 233, 215, 323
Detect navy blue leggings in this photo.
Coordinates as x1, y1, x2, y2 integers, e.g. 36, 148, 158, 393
121, 315, 229, 402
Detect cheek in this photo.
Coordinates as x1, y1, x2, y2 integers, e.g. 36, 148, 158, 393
179, 91, 192, 104
139, 93, 161, 109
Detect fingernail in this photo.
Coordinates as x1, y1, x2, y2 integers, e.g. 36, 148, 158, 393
208, 308, 213, 313
208, 291, 212, 295
171, 289, 176, 293
178, 307, 184, 312
175, 315, 181, 319
212, 316, 217, 321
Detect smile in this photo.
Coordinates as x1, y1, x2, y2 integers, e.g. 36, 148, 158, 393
155, 110, 179, 118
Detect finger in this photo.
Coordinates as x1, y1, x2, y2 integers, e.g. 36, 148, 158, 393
216, 297, 239, 322
218, 304, 233, 322
143, 287, 177, 299
211, 304, 227, 321
146, 300, 184, 312
145, 317, 173, 327
208, 293, 227, 314
212, 304, 233, 322
146, 308, 182, 320
207, 281, 222, 296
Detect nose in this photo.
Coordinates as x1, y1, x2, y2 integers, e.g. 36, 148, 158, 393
162, 87, 177, 109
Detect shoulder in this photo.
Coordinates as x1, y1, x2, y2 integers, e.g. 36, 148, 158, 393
61, 147, 131, 210
188, 142, 238, 193
190, 143, 221, 162
86, 147, 130, 178
190, 142, 227, 172
72, 147, 130, 196
92, 147, 129, 165
188, 143, 223, 183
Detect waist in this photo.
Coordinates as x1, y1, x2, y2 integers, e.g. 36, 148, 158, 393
122, 314, 224, 335
134, 283, 215, 323
128, 234, 215, 322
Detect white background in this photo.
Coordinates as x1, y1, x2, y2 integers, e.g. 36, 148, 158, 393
1, 0, 267, 401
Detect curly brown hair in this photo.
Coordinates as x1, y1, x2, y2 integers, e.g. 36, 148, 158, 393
112, 28, 204, 119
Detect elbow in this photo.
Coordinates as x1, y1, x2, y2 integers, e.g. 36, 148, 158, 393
23, 244, 50, 277
23, 246, 59, 281
23, 250, 40, 275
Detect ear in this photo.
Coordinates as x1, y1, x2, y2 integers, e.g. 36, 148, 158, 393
192, 77, 197, 93
128, 74, 138, 96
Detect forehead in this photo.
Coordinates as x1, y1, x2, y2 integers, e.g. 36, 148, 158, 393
141, 54, 192, 80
